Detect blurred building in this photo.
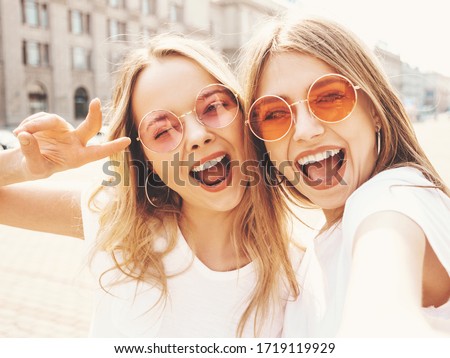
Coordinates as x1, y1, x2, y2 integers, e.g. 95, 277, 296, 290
423, 72, 450, 116
0, 0, 447, 127
375, 44, 402, 95
400, 62, 424, 122
0, 0, 292, 127
375, 44, 450, 121
210, 0, 285, 60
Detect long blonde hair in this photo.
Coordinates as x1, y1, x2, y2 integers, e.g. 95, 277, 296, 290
239, 15, 449, 223
91, 34, 298, 336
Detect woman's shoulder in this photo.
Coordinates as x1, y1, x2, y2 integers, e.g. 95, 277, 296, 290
343, 166, 450, 258
346, 166, 448, 209
354, 166, 432, 190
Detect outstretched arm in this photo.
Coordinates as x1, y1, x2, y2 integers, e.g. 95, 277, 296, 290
0, 99, 131, 238
338, 211, 445, 337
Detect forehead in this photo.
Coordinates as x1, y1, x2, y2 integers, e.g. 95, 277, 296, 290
132, 55, 218, 121
256, 52, 335, 98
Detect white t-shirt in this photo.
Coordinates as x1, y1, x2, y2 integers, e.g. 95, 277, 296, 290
283, 167, 450, 337
81, 189, 291, 337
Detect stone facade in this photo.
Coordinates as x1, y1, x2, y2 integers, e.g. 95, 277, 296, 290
0, 0, 289, 127
1, 0, 447, 127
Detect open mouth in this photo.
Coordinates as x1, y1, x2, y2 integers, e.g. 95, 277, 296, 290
189, 154, 232, 187
296, 149, 346, 186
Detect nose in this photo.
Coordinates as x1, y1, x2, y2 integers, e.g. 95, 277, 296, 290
183, 113, 214, 150
292, 102, 325, 142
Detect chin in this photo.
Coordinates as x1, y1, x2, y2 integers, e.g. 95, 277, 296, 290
303, 184, 350, 211
219, 187, 247, 212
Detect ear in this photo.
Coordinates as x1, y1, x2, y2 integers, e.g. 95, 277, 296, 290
369, 101, 381, 131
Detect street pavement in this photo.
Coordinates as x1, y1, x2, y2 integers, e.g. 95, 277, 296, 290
0, 118, 449, 337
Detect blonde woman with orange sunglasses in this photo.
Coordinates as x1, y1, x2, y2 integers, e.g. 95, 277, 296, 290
240, 15, 450, 337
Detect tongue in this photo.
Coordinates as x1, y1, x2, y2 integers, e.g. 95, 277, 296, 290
197, 161, 226, 185
305, 154, 340, 182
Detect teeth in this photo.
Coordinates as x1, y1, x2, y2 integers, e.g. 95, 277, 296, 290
297, 149, 340, 166
191, 154, 226, 172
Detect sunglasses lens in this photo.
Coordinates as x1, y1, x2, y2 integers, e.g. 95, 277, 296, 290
196, 84, 239, 128
308, 75, 357, 122
138, 110, 183, 152
248, 96, 292, 141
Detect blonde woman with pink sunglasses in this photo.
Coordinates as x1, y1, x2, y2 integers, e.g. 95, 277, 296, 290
0, 34, 299, 337
240, 15, 450, 337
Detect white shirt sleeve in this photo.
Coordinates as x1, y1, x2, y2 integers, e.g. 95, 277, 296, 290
342, 167, 450, 274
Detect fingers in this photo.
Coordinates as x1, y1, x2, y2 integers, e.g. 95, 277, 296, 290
15, 112, 47, 129
13, 112, 47, 135
13, 114, 72, 135
17, 132, 46, 171
75, 98, 103, 145
81, 137, 131, 164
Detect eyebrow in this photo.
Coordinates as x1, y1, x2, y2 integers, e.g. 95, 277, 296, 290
257, 94, 294, 104
197, 88, 230, 100
313, 77, 336, 88
147, 114, 171, 125
267, 75, 343, 98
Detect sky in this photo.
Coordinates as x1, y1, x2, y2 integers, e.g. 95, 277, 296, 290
285, 0, 450, 77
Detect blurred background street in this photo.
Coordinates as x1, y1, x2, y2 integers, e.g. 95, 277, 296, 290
0, 117, 449, 337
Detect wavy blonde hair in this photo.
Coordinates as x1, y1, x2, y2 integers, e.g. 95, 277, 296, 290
239, 15, 449, 226
91, 34, 298, 337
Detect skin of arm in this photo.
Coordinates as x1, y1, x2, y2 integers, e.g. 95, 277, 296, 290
338, 211, 446, 337
0, 99, 130, 238
0, 183, 83, 238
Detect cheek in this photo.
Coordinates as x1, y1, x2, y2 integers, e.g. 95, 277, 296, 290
341, 120, 378, 175
144, 151, 177, 183
339, 108, 376, 149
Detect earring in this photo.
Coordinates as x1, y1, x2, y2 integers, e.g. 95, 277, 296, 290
145, 173, 170, 208
376, 127, 381, 156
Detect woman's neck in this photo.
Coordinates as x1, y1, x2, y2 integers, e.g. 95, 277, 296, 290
178, 204, 247, 271
322, 206, 344, 227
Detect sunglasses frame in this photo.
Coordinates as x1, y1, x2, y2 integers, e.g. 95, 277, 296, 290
246, 73, 361, 142
137, 83, 240, 152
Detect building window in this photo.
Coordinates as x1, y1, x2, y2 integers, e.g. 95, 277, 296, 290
28, 83, 48, 114
142, 0, 156, 15
108, 19, 118, 37
70, 10, 82, 34
108, 0, 125, 8
41, 4, 48, 27
74, 87, 89, 119
169, 2, 183, 23
25, 41, 40, 66
23, 40, 50, 67
22, 0, 49, 28
41, 44, 49, 66
86, 14, 91, 34
69, 10, 90, 34
23, 0, 39, 26
108, 19, 126, 38
72, 47, 90, 70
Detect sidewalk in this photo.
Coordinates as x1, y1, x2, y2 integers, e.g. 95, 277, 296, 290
0, 227, 92, 337
0, 119, 449, 337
